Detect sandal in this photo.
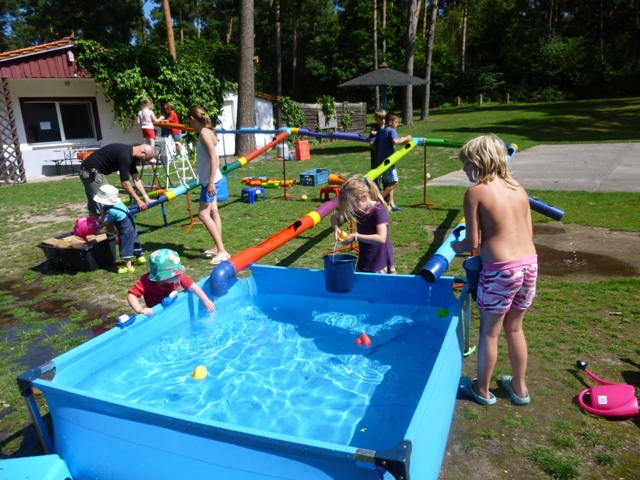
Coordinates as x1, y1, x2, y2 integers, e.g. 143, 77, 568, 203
210, 253, 231, 265
118, 266, 135, 274
500, 375, 530, 405
201, 249, 218, 258
459, 376, 496, 406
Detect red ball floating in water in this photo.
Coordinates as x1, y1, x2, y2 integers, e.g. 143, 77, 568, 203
355, 333, 371, 347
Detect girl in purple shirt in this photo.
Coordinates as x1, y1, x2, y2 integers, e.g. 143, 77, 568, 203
330, 176, 396, 274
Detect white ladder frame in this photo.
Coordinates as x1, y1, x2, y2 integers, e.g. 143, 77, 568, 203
162, 136, 196, 187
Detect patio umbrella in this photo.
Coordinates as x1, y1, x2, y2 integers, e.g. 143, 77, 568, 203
338, 63, 427, 110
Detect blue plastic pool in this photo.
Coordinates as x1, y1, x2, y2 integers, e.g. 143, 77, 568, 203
18, 265, 468, 480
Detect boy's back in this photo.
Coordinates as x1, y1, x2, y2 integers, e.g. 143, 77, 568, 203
467, 180, 535, 263
372, 126, 399, 167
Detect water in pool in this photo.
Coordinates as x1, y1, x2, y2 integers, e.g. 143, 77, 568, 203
76, 294, 451, 449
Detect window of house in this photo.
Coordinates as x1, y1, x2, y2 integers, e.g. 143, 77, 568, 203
21, 97, 101, 144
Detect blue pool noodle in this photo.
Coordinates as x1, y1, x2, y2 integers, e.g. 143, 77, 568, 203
421, 221, 466, 283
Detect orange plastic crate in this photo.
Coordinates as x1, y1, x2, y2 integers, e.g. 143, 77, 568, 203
294, 140, 310, 161
77, 152, 93, 160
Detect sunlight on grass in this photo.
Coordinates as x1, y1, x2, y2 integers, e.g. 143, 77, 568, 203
529, 446, 581, 479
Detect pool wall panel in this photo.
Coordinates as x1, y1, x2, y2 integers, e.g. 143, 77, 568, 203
30, 266, 465, 480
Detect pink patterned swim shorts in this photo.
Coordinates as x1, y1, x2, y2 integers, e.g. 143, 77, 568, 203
476, 255, 538, 314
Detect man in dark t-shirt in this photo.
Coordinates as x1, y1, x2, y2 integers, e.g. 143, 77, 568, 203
79, 143, 155, 217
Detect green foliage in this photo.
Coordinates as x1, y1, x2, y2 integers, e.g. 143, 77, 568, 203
76, 39, 224, 130
276, 96, 307, 128
317, 95, 336, 124
340, 106, 353, 132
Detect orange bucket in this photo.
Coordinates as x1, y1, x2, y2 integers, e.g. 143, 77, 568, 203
328, 174, 345, 185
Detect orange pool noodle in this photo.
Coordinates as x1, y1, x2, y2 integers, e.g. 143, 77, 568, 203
250, 180, 263, 186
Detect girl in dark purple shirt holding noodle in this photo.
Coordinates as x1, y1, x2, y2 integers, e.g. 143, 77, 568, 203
330, 176, 396, 274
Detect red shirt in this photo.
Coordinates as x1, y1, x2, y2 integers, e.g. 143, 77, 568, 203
128, 273, 194, 308
167, 111, 181, 135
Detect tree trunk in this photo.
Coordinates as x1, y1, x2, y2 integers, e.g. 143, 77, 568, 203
374, 0, 379, 109
226, 17, 233, 44
196, 0, 201, 38
139, 0, 147, 46
292, 0, 298, 96
421, 0, 438, 121
460, 0, 467, 74
236, 0, 257, 155
403, 0, 419, 126
276, 0, 282, 96
162, 0, 176, 60
382, 0, 387, 54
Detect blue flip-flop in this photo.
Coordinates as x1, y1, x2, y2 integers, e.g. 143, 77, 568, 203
500, 375, 530, 405
459, 376, 496, 406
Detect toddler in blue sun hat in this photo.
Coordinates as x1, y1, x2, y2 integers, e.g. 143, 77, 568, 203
93, 184, 145, 274
127, 249, 215, 316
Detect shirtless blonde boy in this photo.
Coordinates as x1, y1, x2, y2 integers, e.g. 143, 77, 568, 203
452, 134, 537, 406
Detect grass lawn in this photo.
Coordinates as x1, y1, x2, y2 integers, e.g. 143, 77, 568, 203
0, 98, 639, 478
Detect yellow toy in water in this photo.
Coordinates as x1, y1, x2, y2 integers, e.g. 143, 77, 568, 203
191, 365, 208, 381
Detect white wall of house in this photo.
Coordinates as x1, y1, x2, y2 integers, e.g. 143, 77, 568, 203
215, 91, 275, 159
9, 78, 141, 179
8, 80, 275, 179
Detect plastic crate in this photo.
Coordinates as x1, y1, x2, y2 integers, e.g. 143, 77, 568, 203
299, 168, 331, 186
37, 232, 117, 272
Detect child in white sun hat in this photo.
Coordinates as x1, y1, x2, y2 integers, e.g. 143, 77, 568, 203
93, 184, 145, 274
127, 249, 215, 316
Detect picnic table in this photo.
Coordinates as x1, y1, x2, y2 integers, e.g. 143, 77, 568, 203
50, 145, 100, 175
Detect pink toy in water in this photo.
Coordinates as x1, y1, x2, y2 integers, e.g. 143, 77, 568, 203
576, 360, 638, 418
73, 217, 100, 241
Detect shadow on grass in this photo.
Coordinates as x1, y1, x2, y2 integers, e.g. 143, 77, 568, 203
0, 411, 50, 459
275, 226, 335, 267
409, 208, 460, 275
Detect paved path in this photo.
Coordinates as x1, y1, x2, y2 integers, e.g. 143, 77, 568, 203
428, 143, 640, 192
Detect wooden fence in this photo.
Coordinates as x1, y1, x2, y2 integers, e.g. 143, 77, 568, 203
275, 102, 368, 135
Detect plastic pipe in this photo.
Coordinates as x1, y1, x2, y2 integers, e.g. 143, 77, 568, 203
210, 138, 418, 297
421, 221, 467, 283
128, 179, 198, 215
528, 196, 564, 221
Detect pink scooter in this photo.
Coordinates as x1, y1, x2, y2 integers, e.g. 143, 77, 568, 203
576, 360, 639, 418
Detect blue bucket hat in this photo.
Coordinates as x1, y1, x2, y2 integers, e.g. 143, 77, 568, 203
148, 249, 186, 282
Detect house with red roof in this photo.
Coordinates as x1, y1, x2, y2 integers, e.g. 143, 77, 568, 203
0, 37, 276, 184
0, 37, 142, 183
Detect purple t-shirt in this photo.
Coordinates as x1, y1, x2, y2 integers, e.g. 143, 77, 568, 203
372, 127, 400, 168
356, 202, 395, 273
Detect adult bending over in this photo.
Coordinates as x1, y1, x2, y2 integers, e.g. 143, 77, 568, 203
79, 143, 155, 217
453, 134, 537, 406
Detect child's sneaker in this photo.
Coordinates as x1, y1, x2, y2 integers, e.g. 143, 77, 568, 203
118, 266, 135, 274
134, 256, 146, 265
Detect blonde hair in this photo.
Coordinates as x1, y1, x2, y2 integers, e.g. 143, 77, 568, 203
141, 98, 152, 108
337, 176, 388, 221
187, 105, 213, 130
164, 102, 174, 110
374, 109, 386, 120
459, 134, 519, 189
